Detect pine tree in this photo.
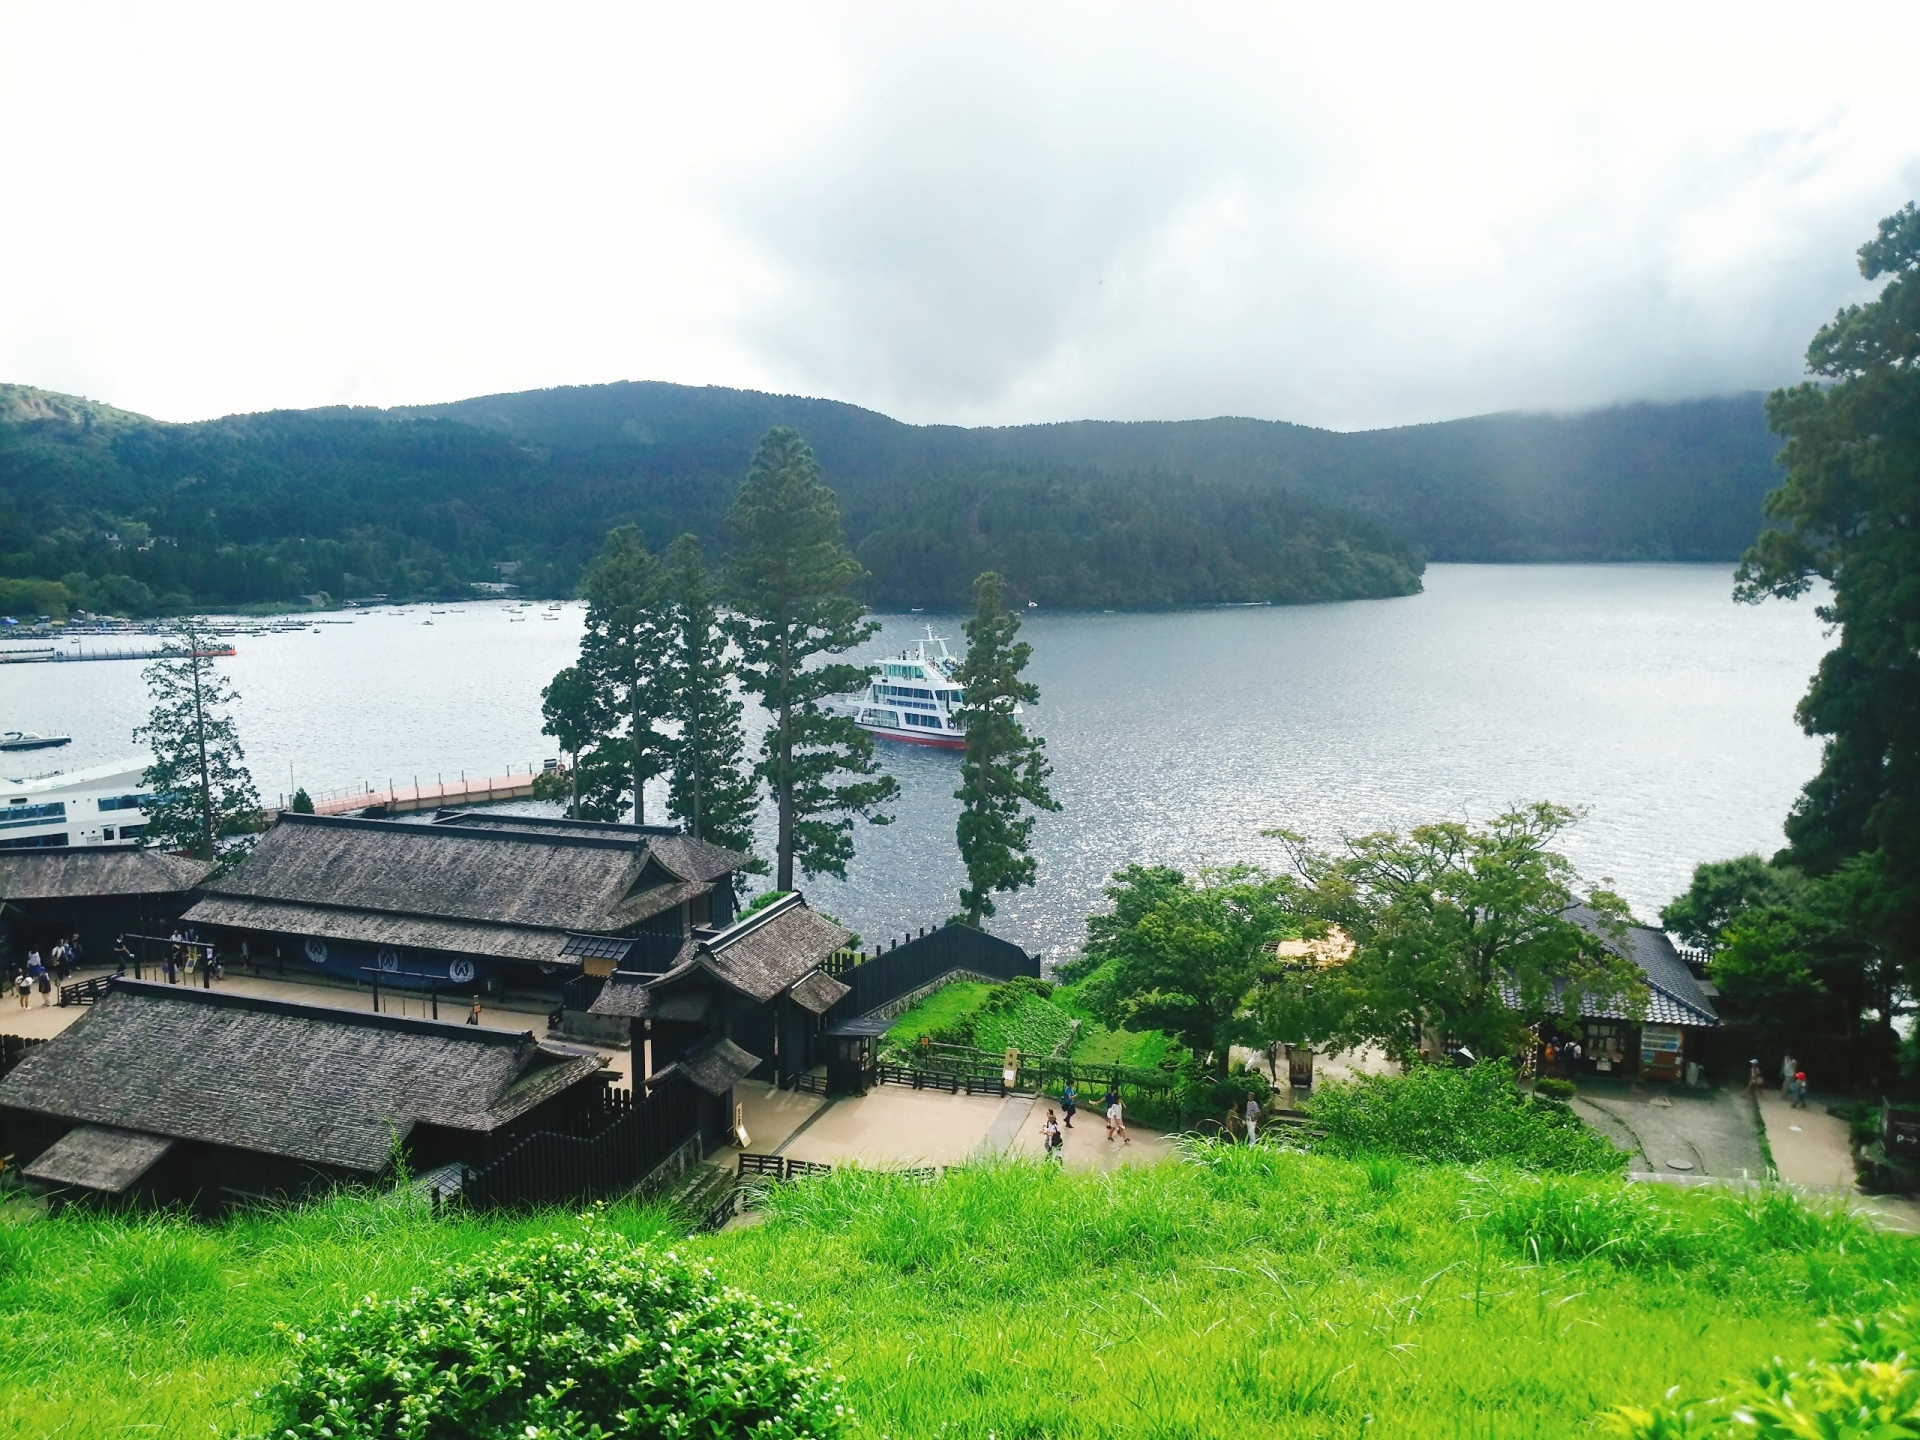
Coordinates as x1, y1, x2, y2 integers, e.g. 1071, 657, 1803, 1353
134, 618, 262, 862
953, 570, 1059, 923
664, 533, 759, 860
726, 428, 898, 889
544, 526, 676, 824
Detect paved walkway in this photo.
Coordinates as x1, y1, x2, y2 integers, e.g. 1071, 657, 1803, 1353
720, 1079, 1173, 1172
1572, 1083, 1766, 1178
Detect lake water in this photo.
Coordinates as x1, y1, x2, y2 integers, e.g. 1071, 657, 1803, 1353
1, 565, 1830, 956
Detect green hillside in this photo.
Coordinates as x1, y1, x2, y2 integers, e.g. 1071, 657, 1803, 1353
0, 377, 1779, 617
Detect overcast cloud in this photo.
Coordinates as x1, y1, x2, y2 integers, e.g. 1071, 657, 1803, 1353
3, 2, 1917, 430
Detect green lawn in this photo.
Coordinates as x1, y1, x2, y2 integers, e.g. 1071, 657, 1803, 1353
3, 1151, 1913, 1438
883, 980, 994, 1047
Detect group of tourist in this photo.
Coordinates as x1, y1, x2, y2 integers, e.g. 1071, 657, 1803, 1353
1039, 1080, 1131, 1158
10, 935, 82, 1007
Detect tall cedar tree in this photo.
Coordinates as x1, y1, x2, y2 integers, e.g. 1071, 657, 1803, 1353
664, 533, 759, 861
134, 619, 261, 863
953, 570, 1059, 923
537, 662, 609, 819
548, 526, 676, 823
1736, 201, 1920, 983
726, 428, 898, 889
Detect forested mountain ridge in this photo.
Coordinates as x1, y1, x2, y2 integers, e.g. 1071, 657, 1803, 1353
0, 378, 1777, 617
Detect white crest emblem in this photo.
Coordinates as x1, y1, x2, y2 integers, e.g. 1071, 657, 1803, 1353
378, 948, 400, 972
448, 958, 476, 984
304, 937, 328, 965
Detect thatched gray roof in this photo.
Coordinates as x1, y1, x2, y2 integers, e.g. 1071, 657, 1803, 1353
23, 1125, 174, 1195
678, 895, 853, 1005
0, 848, 212, 902
587, 971, 654, 1019
433, 812, 751, 881
0, 981, 606, 1174
182, 813, 747, 965
788, 969, 851, 1015
678, 1034, 761, 1096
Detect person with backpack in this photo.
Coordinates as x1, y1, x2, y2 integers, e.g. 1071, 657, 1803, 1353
14, 971, 29, 1008
1040, 1110, 1064, 1162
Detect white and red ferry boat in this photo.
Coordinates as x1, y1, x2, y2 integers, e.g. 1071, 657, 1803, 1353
844, 629, 969, 750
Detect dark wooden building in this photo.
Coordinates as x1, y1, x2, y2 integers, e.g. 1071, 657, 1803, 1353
1541, 908, 1722, 1082
180, 810, 750, 1000
588, 893, 853, 1148
0, 980, 611, 1209
0, 849, 211, 971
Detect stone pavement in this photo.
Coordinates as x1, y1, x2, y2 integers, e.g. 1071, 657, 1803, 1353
1572, 1082, 1766, 1178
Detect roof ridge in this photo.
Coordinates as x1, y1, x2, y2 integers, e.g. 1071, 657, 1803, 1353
273, 811, 657, 853
433, 809, 685, 838
103, 977, 537, 1046
706, 891, 806, 951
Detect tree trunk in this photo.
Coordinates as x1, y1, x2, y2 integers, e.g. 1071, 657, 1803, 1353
190, 642, 213, 861
776, 702, 793, 891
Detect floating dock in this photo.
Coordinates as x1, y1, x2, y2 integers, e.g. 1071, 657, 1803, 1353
0, 645, 236, 665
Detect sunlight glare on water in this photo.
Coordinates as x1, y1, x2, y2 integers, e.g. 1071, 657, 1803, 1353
0, 565, 1829, 955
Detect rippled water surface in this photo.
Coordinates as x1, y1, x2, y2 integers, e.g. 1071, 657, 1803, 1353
2, 565, 1830, 955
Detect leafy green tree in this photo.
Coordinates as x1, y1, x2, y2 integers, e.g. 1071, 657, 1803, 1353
953, 570, 1059, 924
1736, 201, 1920, 979
134, 619, 262, 862
1659, 853, 1808, 950
726, 428, 898, 889
1274, 803, 1643, 1062
664, 533, 759, 860
1082, 863, 1304, 1075
289, 787, 314, 814
545, 526, 676, 824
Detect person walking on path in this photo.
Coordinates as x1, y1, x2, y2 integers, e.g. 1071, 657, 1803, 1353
34, 969, 51, 1006
1782, 1054, 1797, 1099
1040, 1110, 1063, 1162
1245, 1093, 1261, 1145
14, 971, 29, 1008
1107, 1095, 1129, 1144
162, 953, 177, 985
1061, 1080, 1077, 1129
468, 999, 483, 1026
1792, 1070, 1809, 1109
1744, 1059, 1765, 1099
113, 937, 131, 977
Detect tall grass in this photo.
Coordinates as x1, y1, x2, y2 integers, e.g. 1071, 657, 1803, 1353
1, 1155, 1915, 1438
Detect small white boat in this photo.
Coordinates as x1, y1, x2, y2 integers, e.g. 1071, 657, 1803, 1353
0, 730, 70, 751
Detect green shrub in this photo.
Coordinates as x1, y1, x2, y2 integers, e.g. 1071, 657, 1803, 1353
1306, 1062, 1627, 1173
1606, 1307, 1920, 1437
1534, 1077, 1577, 1101
261, 1225, 846, 1439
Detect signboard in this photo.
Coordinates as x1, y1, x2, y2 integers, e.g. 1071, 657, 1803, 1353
1003, 1046, 1019, 1089
1641, 1024, 1683, 1080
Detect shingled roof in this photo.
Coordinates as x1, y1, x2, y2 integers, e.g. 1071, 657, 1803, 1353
0, 848, 212, 902
181, 813, 748, 965
666, 894, 853, 1005
1501, 909, 1721, 1028
0, 981, 606, 1175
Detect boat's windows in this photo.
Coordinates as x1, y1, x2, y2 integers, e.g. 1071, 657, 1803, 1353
0, 801, 66, 829
98, 794, 144, 812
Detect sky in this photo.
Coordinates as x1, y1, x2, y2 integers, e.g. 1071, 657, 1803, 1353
4, 2, 1918, 432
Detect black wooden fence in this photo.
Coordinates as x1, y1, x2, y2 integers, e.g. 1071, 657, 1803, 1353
823, 923, 1038, 1024
460, 1072, 700, 1209
0, 1034, 46, 1081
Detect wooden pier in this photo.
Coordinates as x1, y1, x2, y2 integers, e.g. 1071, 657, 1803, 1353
299, 770, 542, 817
